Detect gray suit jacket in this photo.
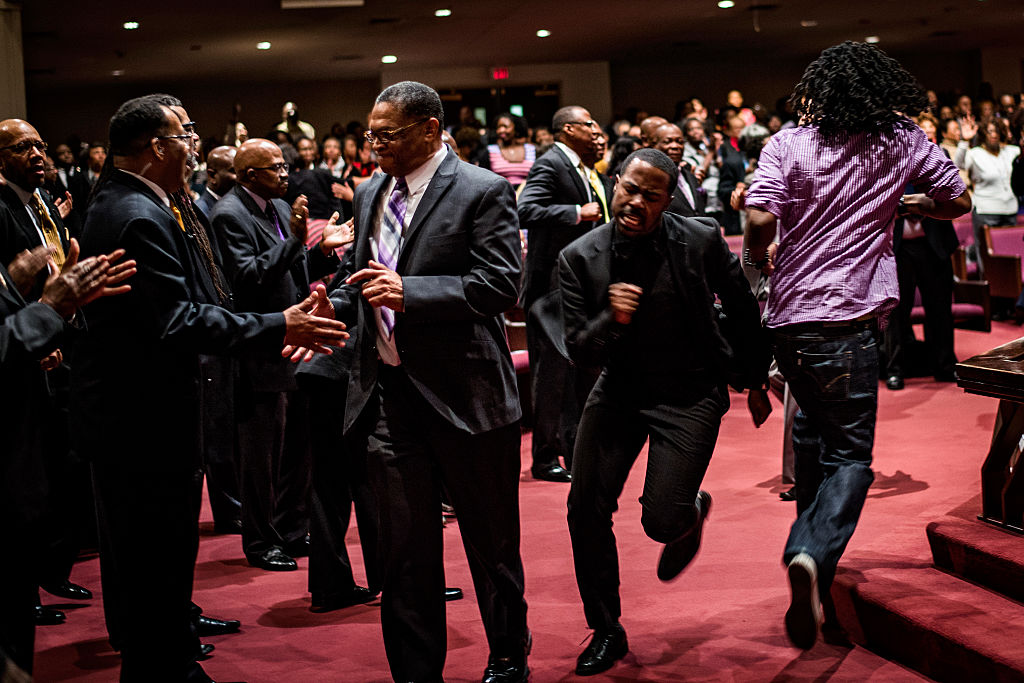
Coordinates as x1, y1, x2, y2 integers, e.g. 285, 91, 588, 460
332, 148, 522, 435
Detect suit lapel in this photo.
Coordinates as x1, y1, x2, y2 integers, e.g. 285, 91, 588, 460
233, 186, 282, 243
398, 150, 458, 267
355, 173, 388, 267
553, 146, 590, 205
113, 170, 179, 225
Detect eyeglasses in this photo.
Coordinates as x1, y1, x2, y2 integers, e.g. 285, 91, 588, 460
365, 118, 430, 145
566, 120, 599, 130
156, 134, 194, 142
251, 162, 290, 173
181, 120, 197, 135
1, 140, 47, 155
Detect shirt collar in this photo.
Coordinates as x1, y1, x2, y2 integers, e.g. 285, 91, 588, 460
120, 169, 171, 208
206, 187, 221, 201
241, 185, 269, 212
555, 141, 585, 169
401, 145, 447, 196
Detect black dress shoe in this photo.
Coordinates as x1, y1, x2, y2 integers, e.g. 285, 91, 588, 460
445, 586, 464, 601
481, 654, 528, 683
310, 586, 379, 613
779, 487, 796, 502
285, 534, 311, 558
576, 624, 628, 676
41, 580, 93, 600
531, 463, 571, 482
885, 374, 904, 390
247, 547, 297, 571
197, 643, 215, 660
196, 615, 241, 636
657, 490, 711, 581
34, 605, 66, 625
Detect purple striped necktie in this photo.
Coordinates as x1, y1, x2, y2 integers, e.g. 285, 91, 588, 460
378, 177, 408, 336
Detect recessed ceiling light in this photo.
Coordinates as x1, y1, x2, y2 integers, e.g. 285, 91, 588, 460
434, 8, 451, 17
536, 29, 551, 38
111, 69, 125, 77
381, 55, 398, 64
122, 21, 139, 30
257, 41, 272, 50
718, 1, 735, 8
865, 35, 880, 43
800, 19, 818, 27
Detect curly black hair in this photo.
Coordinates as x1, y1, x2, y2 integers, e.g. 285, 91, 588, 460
789, 41, 929, 138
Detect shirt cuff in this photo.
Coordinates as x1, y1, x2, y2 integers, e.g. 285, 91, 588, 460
575, 205, 582, 224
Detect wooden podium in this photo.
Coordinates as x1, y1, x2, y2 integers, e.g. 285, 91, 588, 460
957, 337, 1024, 532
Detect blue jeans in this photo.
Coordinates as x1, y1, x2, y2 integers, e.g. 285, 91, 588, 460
771, 324, 877, 593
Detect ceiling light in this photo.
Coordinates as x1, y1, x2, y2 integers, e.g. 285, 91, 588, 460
800, 19, 818, 27
257, 41, 272, 50
381, 55, 398, 64
434, 8, 451, 17
865, 35, 880, 43
122, 21, 139, 30
536, 29, 551, 38
111, 69, 125, 77
718, 1, 735, 8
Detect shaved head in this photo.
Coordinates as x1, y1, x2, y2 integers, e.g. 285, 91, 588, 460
235, 139, 279, 175
236, 138, 288, 199
205, 145, 237, 195
0, 119, 47, 190
638, 116, 668, 148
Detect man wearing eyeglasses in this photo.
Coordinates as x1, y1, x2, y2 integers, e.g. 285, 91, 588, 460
211, 138, 348, 573
308, 80, 527, 683
518, 106, 612, 484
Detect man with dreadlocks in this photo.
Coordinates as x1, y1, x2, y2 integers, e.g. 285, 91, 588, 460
743, 42, 971, 649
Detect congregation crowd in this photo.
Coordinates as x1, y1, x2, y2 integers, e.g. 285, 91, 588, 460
0, 40, 1016, 683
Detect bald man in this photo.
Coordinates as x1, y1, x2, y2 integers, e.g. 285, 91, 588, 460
194, 145, 236, 218
211, 138, 349, 571
652, 123, 707, 218
638, 116, 668, 148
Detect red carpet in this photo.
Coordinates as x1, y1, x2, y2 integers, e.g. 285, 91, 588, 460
34, 322, 1021, 682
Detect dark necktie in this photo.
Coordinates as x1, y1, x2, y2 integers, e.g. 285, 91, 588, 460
266, 203, 286, 240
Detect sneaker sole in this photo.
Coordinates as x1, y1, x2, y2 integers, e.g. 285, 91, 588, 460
785, 558, 821, 649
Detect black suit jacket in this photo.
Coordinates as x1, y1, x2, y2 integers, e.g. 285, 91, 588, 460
517, 145, 613, 309
558, 213, 769, 389
72, 170, 288, 473
332, 148, 522, 435
0, 264, 65, 527
667, 166, 707, 218
211, 184, 338, 392
0, 183, 72, 300
194, 188, 219, 218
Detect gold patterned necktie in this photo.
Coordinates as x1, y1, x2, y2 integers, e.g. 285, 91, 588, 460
30, 193, 66, 269
171, 205, 186, 232
581, 163, 610, 223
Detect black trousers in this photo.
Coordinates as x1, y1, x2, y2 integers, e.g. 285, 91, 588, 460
237, 388, 311, 557
301, 375, 381, 598
525, 308, 580, 470
370, 366, 528, 683
883, 238, 956, 379
92, 462, 208, 682
0, 521, 41, 675
198, 355, 240, 529
567, 375, 728, 630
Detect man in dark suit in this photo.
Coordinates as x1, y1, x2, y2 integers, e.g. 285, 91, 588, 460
559, 149, 771, 676
517, 105, 611, 482
73, 96, 348, 682
882, 187, 960, 389
211, 138, 344, 572
652, 122, 707, 218
317, 81, 528, 683
0, 209, 133, 678
194, 145, 236, 218
0, 119, 93, 625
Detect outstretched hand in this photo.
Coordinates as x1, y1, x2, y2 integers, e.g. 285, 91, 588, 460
282, 283, 347, 361
319, 213, 355, 254
39, 238, 136, 319
7, 244, 53, 295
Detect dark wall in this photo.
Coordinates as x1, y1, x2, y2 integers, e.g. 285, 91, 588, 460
26, 77, 381, 148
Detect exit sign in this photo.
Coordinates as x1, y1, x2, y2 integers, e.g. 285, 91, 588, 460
491, 67, 510, 80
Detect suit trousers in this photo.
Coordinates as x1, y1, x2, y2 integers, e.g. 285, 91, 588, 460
237, 388, 311, 557
525, 309, 580, 470
0, 521, 42, 674
302, 375, 381, 598
198, 355, 241, 529
369, 365, 528, 683
567, 375, 728, 630
91, 462, 208, 682
883, 238, 956, 379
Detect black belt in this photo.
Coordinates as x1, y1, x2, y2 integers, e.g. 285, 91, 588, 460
772, 317, 877, 336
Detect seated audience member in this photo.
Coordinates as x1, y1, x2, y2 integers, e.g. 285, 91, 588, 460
319, 136, 345, 177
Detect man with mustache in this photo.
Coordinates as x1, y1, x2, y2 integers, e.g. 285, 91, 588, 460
559, 148, 771, 676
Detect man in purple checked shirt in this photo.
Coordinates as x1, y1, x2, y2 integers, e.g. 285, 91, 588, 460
743, 42, 972, 650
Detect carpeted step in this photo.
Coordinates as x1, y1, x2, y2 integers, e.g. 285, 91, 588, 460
927, 515, 1024, 602
832, 565, 1024, 682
